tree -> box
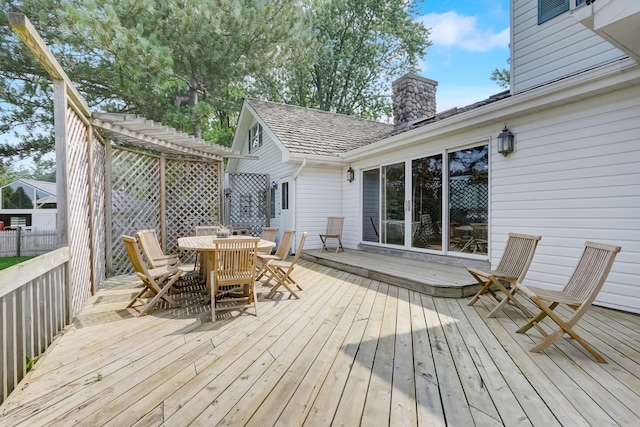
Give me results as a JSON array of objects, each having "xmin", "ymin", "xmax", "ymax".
[
  {"xmin": 0, "ymin": 0, "xmax": 306, "ymax": 161},
  {"xmin": 490, "ymin": 58, "xmax": 510, "ymax": 89},
  {"xmin": 256, "ymin": 0, "xmax": 431, "ymax": 121}
]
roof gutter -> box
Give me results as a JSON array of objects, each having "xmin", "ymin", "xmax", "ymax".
[{"xmin": 293, "ymin": 158, "xmax": 307, "ymax": 180}]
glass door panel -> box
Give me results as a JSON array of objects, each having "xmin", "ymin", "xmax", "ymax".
[
  {"xmin": 381, "ymin": 162, "xmax": 405, "ymax": 245},
  {"xmin": 411, "ymin": 154, "xmax": 443, "ymax": 250},
  {"xmin": 362, "ymin": 169, "xmax": 380, "ymax": 242},
  {"xmin": 448, "ymin": 145, "xmax": 488, "ymax": 254}
]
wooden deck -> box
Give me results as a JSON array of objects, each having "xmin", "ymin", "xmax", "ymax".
[{"xmin": 1, "ymin": 259, "xmax": 640, "ymax": 426}]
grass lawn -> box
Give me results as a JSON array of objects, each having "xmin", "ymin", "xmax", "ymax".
[{"xmin": 0, "ymin": 256, "xmax": 35, "ymax": 271}]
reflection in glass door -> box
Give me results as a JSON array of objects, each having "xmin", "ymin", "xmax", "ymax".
[
  {"xmin": 362, "ymin": 169, "xmax": 380, "ymax": 242},
  {"xmin": 411, "ymin": 154, "xmax": 443, "ymax": 250},
  {"xmin": 448, "ymin": 145, "xmax": 488, "ymax": 255},
  {"xmin": 381, "ymin": 163, "xmax": 405, "ymax": 245}
]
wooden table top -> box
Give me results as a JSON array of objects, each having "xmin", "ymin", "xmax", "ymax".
[{"xmin": 178, "ymin": 235, "xmax": 276, "ymax": 251}]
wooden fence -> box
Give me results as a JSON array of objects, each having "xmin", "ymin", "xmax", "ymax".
[
  {"xmin": 0, "ymin": 247, "xmax": 70, "ymax": 405},
  {"xmin": 0, "ymin": 229, "xmax": 59, "ymax": 257}
]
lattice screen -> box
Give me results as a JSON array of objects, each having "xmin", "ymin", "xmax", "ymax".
[
  {"xmin": 65, "ymin": 107, "xmax": 93, "ymax": 315},
  {"xmin": 165, "ymin": 159, "xmax": 221, "ymax": 261},
  {"xmin": 90, "ymin": 135, "xmax": 107, "ymax": 286},
  {"xmin": 225, "ymin": 173, "xmax": 269, "ymax": 236},
  {"xmin": 109, "ymin": 151, "xmax": 221, "ymax": 275},
  {"xmin": 110, "ymin": 150, "xmax": 161, "ymax": 276}
]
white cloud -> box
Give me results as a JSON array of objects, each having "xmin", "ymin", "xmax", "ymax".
[{"xmin": 419, "ymin": 11, "xmax": 509, "ymax": 52}]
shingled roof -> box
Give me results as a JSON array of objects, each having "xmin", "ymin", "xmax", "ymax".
[{"xmin": 245, "ymin": 98, "xmax": 393, "ymax": 157}]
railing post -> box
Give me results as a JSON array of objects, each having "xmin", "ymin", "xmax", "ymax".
[{"xmin": 17, "ymin": 227, "xmax": 21, "ymax": 257}]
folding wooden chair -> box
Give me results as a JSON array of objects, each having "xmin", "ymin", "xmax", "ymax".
[
  {"xmin": 319, "ymin": 217, "xmax": 344, "ymax": 253},
  {"xmin": 136, "ymin": 229, "xmax": 180, "ymax": 269},
  {"xmin": 193, "ymin": 225, "xmax": 220, "ymax": 273},
  {"xmin": 265, "ymin": 232, "xmax": 307, "ymax": 299},
  {"xmin": 260, "ymin": 227, "xmax": 278, "ymax": 244},
  {"xmin": 211, "ymin": 237, "xmax": 260, "ymax": 321},
  {"xmin": 122, "ymin": 235, "xmax": 184, "ymax": 317},
  {"xmin": 515, "ymin": 241, "xmax": 621, "ymax": 363},
  {"xmin": 257, "ymin": 229, "xmax": 295, "ymax": 283},
  {"xmin": 467, "ymin": 233, "xmax": 541, "ymax": 317}
]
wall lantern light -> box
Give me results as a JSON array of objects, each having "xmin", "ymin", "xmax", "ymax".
[
  {"xmin": 347, "ymin": 166, "xmax": 355, "ymax": 183},
  {"xmin": 497, "ymin": 123, "xmax": 514, "ymax": 157},
  {"xmin": 271, "ymin": 181, "xmax": 278, "ymax": 189}
]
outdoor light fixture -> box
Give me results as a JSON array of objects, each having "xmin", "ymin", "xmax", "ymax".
[
  {"xmin": 271, "ymin": 181, "xmax": 278, "ymax": 189},
  {"xmin": 497, "ymin": 123, "xmax": 514, "ymax": 157},
  {"xmin": 347, "ymin": 166, "xmax": 355, "ymax": 183}
]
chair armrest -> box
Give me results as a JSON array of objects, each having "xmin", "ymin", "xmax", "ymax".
[{"xmin": 467, "ymin": 267, "xmax": 516, "ymax": 282}]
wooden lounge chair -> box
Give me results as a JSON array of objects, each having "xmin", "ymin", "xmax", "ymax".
[
  {"xmin": 515, "ymin": 241, "xmax": 621, "ymax": 363},
  {"xmin": 122, "ymin": 235, "xmax": 183, "ymax": 316},
  {"xmin": 211, "ymin": 237, "xmax": 260, "ymax": 321},
  {"xmin": 319, "ymin": 217, "xmax": 344, "ymax": 253},
  {"xmin": 467, "ymin": 233, "xmax": 542, "ymax": 317},
  {"xmin": 265, "ymin": 232, "xmax": 307, "ymax": 299},
  {"xmin": 136, "ymin": 229, "xmax": 180, "ymax": 269},
  {"xmin": 257, "ymin": 229, "xmax": 295, "ymax": 283}
]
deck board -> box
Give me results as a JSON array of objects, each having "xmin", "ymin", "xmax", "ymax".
[{"xmin": 2, "ymin": 258, "xmax": 640, "ymax": 426}]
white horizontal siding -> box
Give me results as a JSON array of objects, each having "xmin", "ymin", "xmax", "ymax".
[
  {"xmin": 491, "ymin": 86, "xmax": 640, "ymax": 313},
  {"xmin": 512, "ymin": 0, "xmax": 626, "ymax": 93},
  {"xmin": 297, "ymin": 166, "xmax": 343, "ymax": 250}
]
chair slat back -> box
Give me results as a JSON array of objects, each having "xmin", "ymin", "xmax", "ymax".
[
  {"xmin": 136, "ymin": 229, "xmax": 167, "ymax": 267},
  {"xmin": 196, "ymin": 226, "xmax": 220, "ymax": 236},
  {"xmin": 289, "ymin": 232, "xmax": 308, "ymax": 267},
  {"xmin": 261, "ymin": 227, "xmax": 278, "ymax": 242},
  {"xmin": 325, "ymin": 217, "xmax": 344, "ymax": 235},
  {"xmin": 495, "ymin": 233, "xmax": 542, "ymax": 282},
  {"xmin": 122, "ymin": 235, "xmax": 151, "ymax": 278},
  {"xmin": 214, "ymin": 238, "xmax": 259, "ymax": 284},
  {"xmin": 274, "ymin": 229, "xmax": 295, "ymax": 260},
  {"xmin": 564, "ymin": 241, "xmax": 621, "ymax": 308},
  {"xmin": 471, "ymin": 223, "xmax": 488, "ymax": 241}
]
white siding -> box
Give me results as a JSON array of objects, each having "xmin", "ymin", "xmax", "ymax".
[
  {"xmin": 491, "ymin": 86, "xmax": 640, "ymax": 313},
  {"xmin": 512, "ymin": 0, "xmax": 626, "ymax": 93},
  {"xmin": 296, "ymin": 166, "xmax": 343, "ymax": 250}
]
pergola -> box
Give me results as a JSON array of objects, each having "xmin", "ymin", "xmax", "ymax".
[{"xmin": 8, "ymin": 13, "xmax": 247, "ymax": 316}]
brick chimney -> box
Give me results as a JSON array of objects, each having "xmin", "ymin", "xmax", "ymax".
[{"xmin": 392, "ymin": 74, "xmax": 438, "ymax": 130}]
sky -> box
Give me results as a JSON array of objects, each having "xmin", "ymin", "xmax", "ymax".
[{"xmin": 414, "ymin": 0, "xmax": 511, "ymax": 112}]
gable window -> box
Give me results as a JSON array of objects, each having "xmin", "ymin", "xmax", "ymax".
[
  {"xmin": 247, "ymin": 123, "xmax": 262, "ymax": 153},
  {"xmin": 539, "ymin": 0, "xmax": 569, "ymax": 24}
]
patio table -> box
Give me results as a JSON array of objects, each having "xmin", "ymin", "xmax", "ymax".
[{"xmin": 178, "ymin": 235, "xmax": 275, "ymax": 294}]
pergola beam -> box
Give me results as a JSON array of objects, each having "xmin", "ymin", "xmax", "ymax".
[{"xmin": 8, "ymin": 12, "xmax": 91, "ymax": 117}]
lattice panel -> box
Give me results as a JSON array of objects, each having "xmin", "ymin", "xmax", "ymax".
[
  {"xmin": 449, "ymin": 180, "xmax": 488, "ymax": 224},
  {"xmin": 226, "ymin": 173, "xmax": 268, "ymax": 236},
  {"xmin": 90, "ymin": 134, "xmax": 107, "ymax": 285},
  {"xmin": 110, "ymin": 149, "xmax": 161, "ymax": 275},
  {"xmin": 66, "ymin": 107, "xmax": 92, "ymax": 316},
  {"xmin": 165, "ymin": 159, "xmax": 220, "ymax": 262}
]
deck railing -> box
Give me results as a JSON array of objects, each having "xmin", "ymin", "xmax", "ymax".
[
  {"xmin": 0, "ymin": 229, "xmax": 60, "ymax": 257},
  {"xmin": 0, "ymin": 247, "xmax": 70, "ymax": 405}
]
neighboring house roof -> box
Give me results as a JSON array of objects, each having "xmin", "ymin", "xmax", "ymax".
[
  {"xmin": 1, "ymin": 179, "xmax": 57, "ymax": 196},
  {"xmin": 20, "ymin": 179, "xmax": 56, "ymax": 196},
  {"xmin": 245, "ymin": 98, "xmax": 394, "ymax": 157}
]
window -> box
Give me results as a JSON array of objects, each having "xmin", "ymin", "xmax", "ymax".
[
  {"xmin": 247, "ymin": 123, "xmax": 262, "ymax": 153},
  {"xmin": 539, "ymin": 0, "xmax": 569, "ymax": 24},
  {"xmin": 281, "ymin": 182, "xmax": 289, "ymax": 210},
  {"xmin": 270, "ymin": 187, "xmax": 276, "ymax": 218}
]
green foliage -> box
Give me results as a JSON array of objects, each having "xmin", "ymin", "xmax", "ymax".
[
  {"xmin": 490, "ymin": 58, "xmax": 510, "ymax": 89},
  {"xmin": 25, "ymin": 354, "xmax": 39, "ymax": 371},
  {"xmin": 1, "ymin": 0, "xmax": 431, "ymax": 162},
  {"xmin": 0, "ymin": 256, "xmax": 35, "ymax": 270},
  {"xmin": 264, "ymin": 0, "xmax": 431, "ymax": 121}
]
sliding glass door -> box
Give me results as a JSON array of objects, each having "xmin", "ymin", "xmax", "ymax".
[{"xmin": 361, "ymin": 143, "xmax": 488, "ymax": 256}]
